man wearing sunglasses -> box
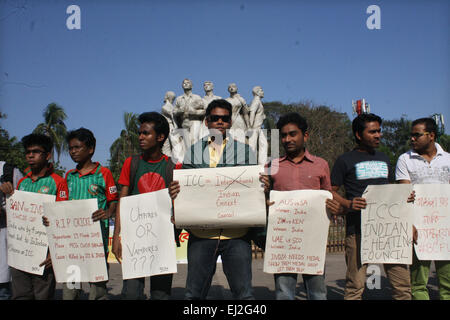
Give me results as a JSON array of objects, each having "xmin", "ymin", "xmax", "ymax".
[
  {"xmin": 169, "ymin": 99, "xmax": 259, "ymax": 300},
  {"xmin": 395, "ymin": 117, "xmax": 450, "ymax": 300}
]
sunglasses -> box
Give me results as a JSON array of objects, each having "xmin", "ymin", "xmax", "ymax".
[
  {"xmin": 208, "ymin": 115, "xmax": 231, "ymax": 123},
  {"xmin": 25, "ymin": 149, "xmax": 47, "ymax": 155},
  {"xmin": 410, "ymin": 132, "xmax": 430, "ymax": 139}
]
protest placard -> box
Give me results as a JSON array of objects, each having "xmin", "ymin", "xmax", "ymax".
[
  {"xmin": 44, "ymin": 199, "xmax": 108, "ymax": 283},
  {"xmin": 413, "ymin": 184, "xmax": 450, "ymax": 260},
  {"xmin": 173, "ymin": 165, "xmax": 266, "ymax": 229},
  {"xmin": 120, "ymin": 188, "xmax": 177, "ymax": 280},
  {"xmin": 361, "ymin": 184, "xmax": 414, "ymax": 264},
  {"xmin": 263, "ymin": 190, "xmax": 332, "ymax": 275},
  {"xmin": 6, "ymin": 190, "xmax": 55, "ymax": 275}
]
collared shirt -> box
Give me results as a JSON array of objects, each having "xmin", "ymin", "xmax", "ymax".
[
  {"xmin": 268, "ymin": 150, "xmax": 331, "ymax": 192},
  {"xmin": 17, "ymin": 164, "xmax": 69, "ymax": 201},
  {"xmin": 66, "ymin": 162, "xmax": 119, "ymax": 254},
  {"xmin": 395, "ymin": 143, "xmax": 450, "ymax": 184},
  {"xmin": 208, "ymin": 136, "xmax": 228, "ymax": 168},
  {"xmin": 66, "ymin": 162, "xmax": 118, "ymax": 208}
]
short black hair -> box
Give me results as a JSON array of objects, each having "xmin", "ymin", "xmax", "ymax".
[
  {"xmin": 22, "ymin": 133, "xmax": 53, "ymax": 153},
  {"xmin": 138, "ymin": 112, "xmax": 169, "ymax": 146},
  {"xmin": 205, "ymin": 99, "xmax": 232, "ymax": 118},
  {"xmin": 276, "ymin": 112, "xmax": 308, "ymax": 134},
  {"xmin": 412, "ymin": 117, "xmax": 437, "ymax": 135},
  {"xmin": 66, "ymin": 128, "xmax": 96, "ymax": 150},
  {"xmin": 352, "ymin": 113, "xmax": 382, "ymax": 143}
]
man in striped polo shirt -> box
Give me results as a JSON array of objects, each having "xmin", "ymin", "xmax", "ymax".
[
  {"xmin": 63, "ymin": 128, "xmax": 118, "ymax": 300},
  {"xmin": 11, "ymin": 134, "xmax": 69, "ymax": 300}
]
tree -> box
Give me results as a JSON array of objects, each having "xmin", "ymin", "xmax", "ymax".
[
  {"xmin": 438, "ymin": 134, "xmax": 450, "ymax": 152},
  {"xmin": 0, "ymin": 127, "xmax": 28, "ymax": 172},
  {"xmin": 33, "ymin": 103, "xmax": 68, "ymax": 163},
  {"xmin": 263, "ymin": 101, "xmax": 354, "ymax": 169},
  {"xmin": 108, "ymin": 112, "xmax": 140, "ymax": 182},
  {"xmin": 380, "ymin": 117, "xmax": 411, "ymax": 166}
]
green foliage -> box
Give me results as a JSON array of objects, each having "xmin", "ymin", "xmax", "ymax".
[
  {"xmin": 33, "ymin": 102, "xmax": 68, "ymax": 163},
  {"xmin": 438, "ymin": 134, "xmax": 450, "ymax": 152},
  {"xmin": 380, "ymin": 117, "xmax": 411, "ymax": 166},
  {"xmin": 263, "ymin": 101, "xmax": 354, "ymax": 169},
  {"xmin": 108, "ymin": 112, "xmax": 140, "ymax": 183},
  {"xmin": 0, "ymin": 127, "xmax": 28, "ymax": 172},
  {"xmin": 379, "ymin": 116, "xmax": 412, "ymax": 177}
]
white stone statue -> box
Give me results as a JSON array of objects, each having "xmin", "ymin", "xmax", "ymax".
[
  {"xmin": 202, "ymin": 81, "xmax": 222, "ymax": 106},
  {"xmin": 161, "ymin": 91, "xmax": 177, "ymax": 130},
  {"xmin": 173, "ymin": 78, "xmax": 206, "ymax": 145},
  {"xmin": 226, "ymin": 83, "xmax": 249, "ymax": 132},
  {"xmin": 161, "ymin": 91, "xmax": 185, "ymax": 160},
  {"xmin": 248, "ymin": 86, "xmax": 268, "ymax": 165},
  {"xmin": 200, "ymin": 81, "xmax": 221, "ymax": 140},
  {"xmin": 249, "ymin": 86, "xmax": 266, "ymax": 129}
]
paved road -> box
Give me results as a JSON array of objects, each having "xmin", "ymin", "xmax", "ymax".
[{"xmin": 55, "ymin": 252, "xmax": 440, "ymax": 300}]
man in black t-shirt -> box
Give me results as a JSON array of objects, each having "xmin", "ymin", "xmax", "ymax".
[{"xmin": 331, "ymin": 113, "xmax": 411, "ymax": 300}]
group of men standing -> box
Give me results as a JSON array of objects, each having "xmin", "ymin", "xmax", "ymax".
[{"xmin": 0, "ymin": 97, "xmax": 448, "ymax": 300}]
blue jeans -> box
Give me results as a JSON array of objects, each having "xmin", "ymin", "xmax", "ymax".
[
  {"xmin": 121, "ymin": 274, "xmax": 173, "ymax": 300},
  {"xmin": 274, "ymin": 273, "xmax": 327, "ymax": 300},
  {"xmin": 185, "ymin": 233, "xmax": 254, "ymax": 300},
  {"xmin": 0, "ymin": 283, "xmax": 11, "ymax": 300}
]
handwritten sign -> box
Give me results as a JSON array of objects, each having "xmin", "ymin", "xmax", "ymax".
[
  {"xmin": 6, "ymin": 190, "xmax": 55, "ymax": 275},
  {"xmin": 44, "ymin": 199, "xmax": 108, "ymax": 283},
  {"xmin": 263, "ymin": 190, "xmax": 332, "ymax": 275},
  {"xmin": 120, "ymin": 188, "xmax": 177, "ymax": 280},
  {"xmin": 361, "ymin": 184, "xmax": 414, "ymax": 264},
  {"xmin": 173, "ymin": 166, "xmax": 266, "ymax": 228},
  {"xmin": 413, "ymin": 184, "xmax": 450, "ymax": 261}
]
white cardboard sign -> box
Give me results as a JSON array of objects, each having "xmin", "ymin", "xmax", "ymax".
[
  {"xmin": 120, "ymin": 189, "xmax": 177, "ymax": 280},
  {"xmin": 6, "ymin": 190, "xmax": 55, "ymax": 275},
  {"xmin": 361, "ymin": 184, "xmax": 414, "ymax": 264},
  {"xmin": 44, "ymin": 199, "xmax": 108, "ymax": 283},
  {"xmin": 413, "ymin": 184, "xmax": 450, "ymax": 261},
  {"xmin": 173, "ymin": 165, "xmax": 266, "ymax": 229},
  {"xmin": 264, "ymin": 190, "xmax": 332, "ymax": 275}
]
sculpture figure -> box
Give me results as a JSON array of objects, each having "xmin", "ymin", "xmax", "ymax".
[
  {"xmin": 173, "ymin": 78, "xmax": 205, "ymax": 145},
  {"xmin": 202, "ymin": 81, "xmax": 222, "ymax": 106},
  {"xmin": 199, "ymin": 81, "xmax": 222, "ymax": 140},
  {"xmin": 225, "ymin": 83, "xmax": 249, "ymax": 132},
  {"xmin": 249, "ymin": 86, "xmax": 266, "ymax": 129},
  {"xmin": 161, "ymin": 91, "xmax": 177, "ymax": 131},
  {"xmin": 248, "ymin": 86, "xmax": 268, "ymax": 165},
  {"xmin": 161, "ymin": 91, "xmax": 185, "ymax": 160}
]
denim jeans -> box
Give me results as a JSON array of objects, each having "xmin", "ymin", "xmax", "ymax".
[
  {"xmin": 185, "ymin": 233, "xmax": 254, "ymax": 300},
  {"xmin": 274, "ymin": 273, "xmax": 327, "ymax": 300},
  {"xmin": 121, "ymin": 274, "xmax": 173, "ymax": 300},
  {"xmin": 0, "ymin": 283, "xmax": 11, "ymax": 300}
]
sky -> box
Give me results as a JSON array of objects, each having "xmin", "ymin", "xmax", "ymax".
[{"xmin": 0, "ymin": 0, "xmax": 448, "ymax": 171}]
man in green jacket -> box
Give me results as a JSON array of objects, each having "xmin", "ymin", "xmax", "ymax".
[{"xmin": 169, "ymin": 99, "xmax": 260, "ymax": 300}]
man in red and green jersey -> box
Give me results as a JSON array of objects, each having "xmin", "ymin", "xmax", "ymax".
[
  {"xmin": 63, "ymin": 128, "xmax": 118, "ymax": 300},
  {"xmin": 112, "ymin": 112, "xmax": 179, "ymax": 300},
  {"xmin": 11, "ymin": 134, "xmax": 69, "ymax": 300}
]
